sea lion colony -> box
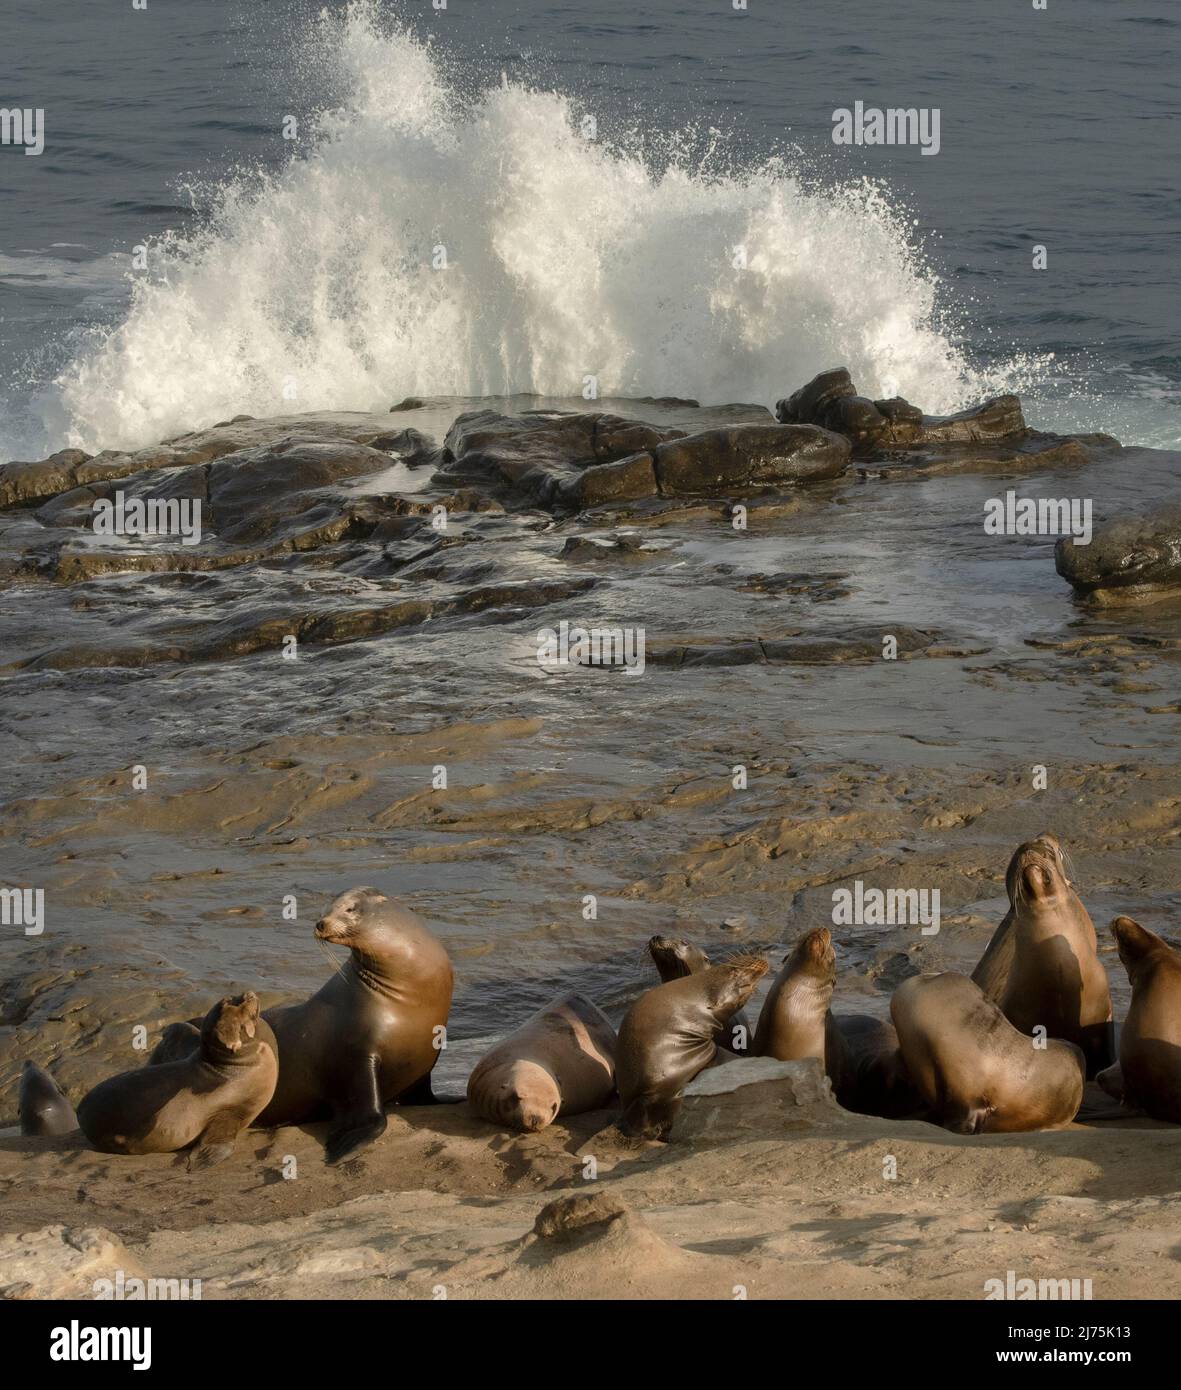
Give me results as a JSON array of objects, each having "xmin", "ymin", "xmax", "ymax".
[{"xmin": 19, "ymin": 837, "xmax": 1181, "ymax": 1160}]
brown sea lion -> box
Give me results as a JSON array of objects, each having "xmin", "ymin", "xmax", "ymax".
[
  {"xmin": 647, "ymin": 935, "xmax": 753, "ymax": 1054},
  {"xmin": 1096, "ymin": 917, "xmax": 1181, "ymax": 1122},
  {"xmin": 466, "ymin": 994, "xmax": 616, "ymax": 1132},
  {"xmin": 971, "ymin": 835, "xmax": 1112, "ymax": 1075},
  {"xmin": 19, "ymin": 1061, "xmax": 78, "ymax": 1137},
  {"xmin": 753, "ymin": 927, "xmax": 838, "ymax": 1065},
  {"xmin": 256, "ymin": 886, "xmax": 454, "ymax": 1163},
  {"xmin": 76, "ymin": 993, "xmax": 277, "ymax": 1167},
  {"xmin": 750, "ymin": 929, "xmax": 921, "ymax": 1117},
  {"xmin": 891, "ymin": 971, "xmax": 1085, "ymax": 1133},
  {"xmin": 616, "ymin": 954, "xmax": 769, "ymax": 1140}
]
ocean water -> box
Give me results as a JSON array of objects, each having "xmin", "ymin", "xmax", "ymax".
[{"xmin": 1, "ymin": 0, "xmax": 1178, "ymax": 462}]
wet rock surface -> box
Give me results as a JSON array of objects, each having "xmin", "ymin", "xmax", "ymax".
[
  {"xmin": 1056, "ymin": 506, "xmax": 1181, "ymax": 604},
  {"xmin": 777, "ymin": 367, "xmax": 1120, "ymax": 475}
]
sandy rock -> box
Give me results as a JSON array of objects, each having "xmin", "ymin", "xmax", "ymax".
[
  {"xmin": 678, "ymin": 1056, "xmax": 844, "ymax": 1142},
  {"xmin": 0, "ymin": 1225, "xmax": 145, "ymax": 1300}
]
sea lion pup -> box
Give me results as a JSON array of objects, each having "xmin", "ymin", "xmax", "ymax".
[
  {"xmin": 76, "ymin": 993, "xmax": 278, "ymax": 1167},
  {"xmin": 971, "ymin": 834, "xmax": 1112, "ymax": 1075},
  {"xmin": 891, "ymin": 972, "xmax": 1085, "ymax": 1133},
  {"xmin": 1096, "ymin": 917, "xmax": 1181, "ymax": 1122},
  {"xmin": 466, "ymin": 994, "xmax": 616, "ymax": 1132},
  {"xmin": 616, "ymin": 954, "xmax": 769, "ymax": 1141},
  {"xmin": 19, "ymin": 1061, "xmax": 78, "ymax": 1137},
  {"xmin": 647, "ymin": 935, "xmax": 753, "ymax": 1054},
  {"xmin": 256, "ymin": 886, "xmax": 454, "ymax": 1163}
]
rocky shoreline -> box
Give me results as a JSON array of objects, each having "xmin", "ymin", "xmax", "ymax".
[{"xmin": 1, "ymin": 370, "xmax": 1179, "ymax": 1299}]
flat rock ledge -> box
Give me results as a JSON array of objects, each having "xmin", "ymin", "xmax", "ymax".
[{"xmin": 679, "ymin": 1056, "xmax": 846, "ymax": 1143}]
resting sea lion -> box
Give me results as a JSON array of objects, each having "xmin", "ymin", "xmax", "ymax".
[
  {"xmin": 971, "ymin": 835, "xmax": 1112, "ymax": 1075},
  {"xmin": 257, "ymin": 886, "xmax": 454, "ymax": 1163},
  {"xmin": 76, "ymin": 992, "xmax": 277, "ymax": 1166},
  {"xmin": 829, "ymin": 1013, "xmax": 924, "ymax": 1119},
  {"xmin": 647, "ymin": 935, "xmax": 753, "ymax": 1053},
  {"xmin": 467, "ymin": 993, "xmax": 616, "ymax": 1132},
  {"xmin": 616, "ymin": 954, "xmax": 769, "ymax": 1140},
  {"xmin": 19, "ymin": 1061, "xmax": 78, "ymax": 1137},
  {"xmin": 891, "ymin": 971, "xmax": 1085, "ymax": 1133},
  {"xmin": 1096, "ymin": 917, "xmax": 1181, "ymax": 1122}
]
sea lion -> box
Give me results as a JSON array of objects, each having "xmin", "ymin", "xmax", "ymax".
[
  {"xmin": 616, "ymin": 954, "xmax": 769, "ymax": 1140},
  {"xmin": 753, "ymin": 927, "xmax": 839, "ymax": 1066},
  {"xmin": 647, "ymin": 935, "xmax": 753, "ymax": 1054},
  {"xmin": 830, "ymin": 1013, "xmax": 924, "ymax": 1119},
  {"xmin": 256, "ymin": 886, "xmax": 454, "ymax": 1163},
  {"xmin": 1096, "ymin": 916, "xmax": 1181, "ymax": 1122},
  {"xmin": 466, "ymin": 994, "xmax": 616, "ymax": 1132},
  {"xmin": 971, "ymin": 834, "xmax": 1112, "ymax": 1075},
  {"xmin": 76, "ymin": 992, "xmax": 277, "ymax": 1167},
  {"xmin": 750, "ymin": 929, "xmax": 921, "ymax": 1117},
  {"xmin": 18, "ymin": 1061, "xmax": 78, "ymax": 1137},
  {"xmin": 891, "ymin": 971, "xmax": 1085, "ymax": 1133}
]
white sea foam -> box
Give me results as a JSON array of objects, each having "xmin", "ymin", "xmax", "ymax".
[{"xmin": 51, "ymin": 1, "xmax": 1010, "ymax": 454}]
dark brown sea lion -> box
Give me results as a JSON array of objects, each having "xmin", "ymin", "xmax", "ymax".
[
  {"xmin": 149, "ymin": 1021, "xmax": 202, "ymax": 1066},
  {"xmin": 971, "ymin": 834, "xmax": 1112, "ymax": 1075},
  {"xmin": 1096, "ymin": 916, "xmax": 1181, "ymax": 1122},
  {"xmin": 647, "ymin": 935, "xmax": 753, "ymax": 1054},
  {"xmin": 256, "ymin": 886, "xmax": 454, "ymax": 1163},
  {"xmin": 18, "ymin": 1061, "xmax": 78, "ymax": 1137},
  {"xmin": 616, "ymin": 954, "xmax": 769, "ymax": 1140},
  {"xmin": 829, "ymin": 1013, "xmax": 924, "ymax": 1119},
  {"xmin": 891, "ymin": 971, "xmax": 1085, "ymax": 1133},
  {"xmin": 76, "ymin": 993, "xmax": 277, "ymax": 1167},
  {"xmin": 466, "ymin": 994, "xmax": 616, "ymax": 1132}
]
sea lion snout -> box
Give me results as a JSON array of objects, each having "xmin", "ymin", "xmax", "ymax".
[
  {"xmin": 1013, "ymin": 842, "xmax": 1065, "ymax": 904},
  {"xmin": 315, "ymin": 886, "xmax": 389, "ymax": 942}
]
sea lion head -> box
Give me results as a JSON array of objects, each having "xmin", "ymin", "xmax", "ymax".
[
  {"xmin": 709, "ymin": 953, "xmax": 769, "ymax": 1018},
  {"xmin": 1006, "ymin": 833, "xmax": 1072, "ymax": 911},
  {"xmin": 784, "ymin": 927, "xmax": 836, "ymax": 984},
  {"xmin": 315, "ymin": 886, "xmax": 389, "ymax": 944},
  {"xmin": 202, "ymin": 991, "xmax": 261, "ymax": 1061},
  {"xmin": 648, "ymin": 935, "xmax": 709, "ymax": 981},
  {"xmin": 315, "ymin": 885, "xmax": 448, "ymax": 984},
  {"xmin": 478, "ymin": 1060, "xmax": 562, "ymax": 1133},
  {"xmin": 1111, "ymin": 915, "xmax": 1161, "ymax": 977}
]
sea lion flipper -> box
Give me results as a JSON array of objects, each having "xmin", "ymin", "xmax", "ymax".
[
  {"xmin": 187, "ymin": 1108, "xmax": 248, "ymax": 1170},
  {"xmin": 19, "ymin": 1061, "xmax": 79, "ymax": 1137},
  {"xmin": 325, "ymin": 1111, "xmax": 387, "ymax": 1165},
  {"xmin": 184, "ymin": 1100, "xmax": 251, "ymax": 1167},
  {"xmin": 324, "ymin": 1054, "xmax": 387, "ymax": 1165},
  {"xmin": 1095, "ymin": 1062, "xmax": 1125, "ymax": 1104}
]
